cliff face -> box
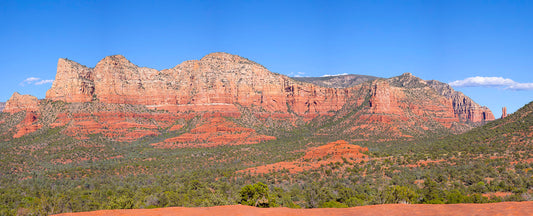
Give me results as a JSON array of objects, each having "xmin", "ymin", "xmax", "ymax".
[
  {"xmin": 297, "ymin": 72, "xmax": 494, "ymax": 124},
  {"xmin": 2, "ymin": 53, "xmax": 494, "ymax": 141},
  {"xmin": 424, "ymin": 77, "xmax": 495, "ymax": 123},
  {"xmin": 47, "ymin": 53, "xmax": 348, "ymax": 117},
  {"xmin": 46, "ymin": 58, "xmax": 94, "ymax": 103},
  {"xmin": 314, "ymin": 73, "xmax": 495, "ymax": 139}
]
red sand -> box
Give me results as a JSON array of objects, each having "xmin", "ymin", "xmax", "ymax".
[
  {"xmin": 53, "ymin": 202, "xmax": 533, "ymax": 216},
  {"xmin": 238, "ymin": 140, "xmax": 369, "ymax": 174}
]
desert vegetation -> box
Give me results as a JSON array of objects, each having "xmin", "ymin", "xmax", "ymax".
[{"xmin": 1, "ymin": 102, "xmax": 532, "ymax": 215}]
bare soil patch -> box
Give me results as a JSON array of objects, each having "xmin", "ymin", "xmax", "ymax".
[
  {"xmin": 53, "ymin": 202, "xmax": 533, "ymax": 216},
  {"xmin": 238, "ymin": 140, "xmax": 369, "ymax": 174}
]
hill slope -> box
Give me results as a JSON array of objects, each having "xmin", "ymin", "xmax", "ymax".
[{"xmin": 425, "ymin": 101, "xmax": 533, "ymax": 156}]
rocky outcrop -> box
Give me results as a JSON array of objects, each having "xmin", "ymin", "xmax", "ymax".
[
  {"xmin": 315, "ymin": 73, "xmax": 495, "ymax": 139},
  {"xmin": 394, "ymin": 73, "xmax": 495, "ymax": 123},
  {"xmin": 319, "ymin": 77, "xmax": 461, "ymax": 139},
  {"xmin": 1, "ymin": 53, "xmax": 495, "ymax": 141},
  {"xmin": 238, "ymin": 140, "xmax": 369, "ymax": 174},
  {"xmin": 151, "ymin": 117, "xmax": 276, "ymax": 148},
  {"xmin": 47, "ymin": 53, "xmax": 348, "ymax": 118},
  {"xmin": 302, "ymin": 140, "xmax": 369, "ymax": 161},
  {"xmin": 287, "ymin": 72, "xmax": 493, "ymax": 124},
  {"xmin": 3, "ymin": 92, "xmax": 42, "ymax": 137},
  {"xmin": 48, "ymin": 105, "xmax": 181, "ymax": 142},
  {"xmin": 4, "ymin": 92, "xmax": 39, "ymax": 113},
  {"xmin": 13, "ymin": 111, "xmax": 42, "ymax": 138},
  {"xmin": 369, "ymin": 80, "xmax": 404, "ymax": 115},
  {"xmin": 45, "ymin": 54, "xmax": 493, "ymax": 125},
  {"xmin": 46, "ymin": 58, "xmax": 94, "ymax": 103},
  {"xmin": 502, "ymin": 107, "xmax": 507, "ymax": 119},
  {"xmin": 0, "ymin": 102, "xmax": 5, "ymax": 112}
]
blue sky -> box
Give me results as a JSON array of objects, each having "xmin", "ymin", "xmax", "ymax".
[{"xmin": 1, "ymin": 0, "xmax": 532, "ymax": 117}]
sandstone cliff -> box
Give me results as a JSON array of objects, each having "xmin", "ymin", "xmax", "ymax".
[
  {"xmin": 298, "ymin": 72, "xmax": 494, "ymax": 124},
  {"xmin": 314, "ymin": 73, "xmax": 494, "ymax": 139},
  {"xmin": 46, "ymin": 58, "xmax": 94, "ymax": 102},
  {"xmin": 47, "ymin": 53, "xmax": 348, "ymax": 118},
  {"xmin": 424, "ymin": 76, "xmax": 495, "ymax": 123},
  {"xmin": 1, "ymin": 53, "xmax": 495, "ymax": 141}
]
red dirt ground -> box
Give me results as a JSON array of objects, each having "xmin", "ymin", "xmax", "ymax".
[
  {"xmin": 238, "ymin": 140, "xmax": 369, "ymax": 174},
  {"xmin": 53, "ymin": 202, "xmax": 533, "ymax": 216}
]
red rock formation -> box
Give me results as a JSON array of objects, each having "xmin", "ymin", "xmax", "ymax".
[
  {"xmin": 4, "ymin": 92, "xmax": 39, "ymax": 113},
  {"xmin": 316, "ymin": 75, "xmax": 491, "ymax": 139},
  {"xmin": 425, "ymin": 77, "xmax": 494, "ymax": 123},
  {"xmin": 302, "ymin": 140, "xmax": 369, "ymax": 161},
  {"xmin": 168, "ymin": 124, "xmax": 183, "ymax": 131},
  {"xmin": 502, "ymin": 107, "xmax": 507, "ymax": 119},
  {"xmin": 2, "ymin": 53, "xmax": 495, "ymax": 141},
  {"xmin": 51, "ymin": 111, "xmax": 178, "ymax": 141},
  {"xmin": 46, "ymin": 58, "xmax": 94, "ymax": 102},
  {"xmin": 13, "ymin": 111, "xmax": 42, "ymax": 138},
  {"xmin": 47, "ymin": 53, "xmax": 348, "ymax": 118},
  {"xmin": 3, "ymin": 93, "xmax": 42, "ymax": 137},
  {"xmin": 238, "ymin": 140, "xmax": 369, "ymax": 174},
  {"xmin": 44, "ymin": 53, "xmax": 494, "ymax": 125},
  {"xmin": 152, "ymin": 117, "xmax": 276, "ymax": 148},
  {"xmin": 368, "ymin": 80, "xmax": 403, "ymax": 115}
]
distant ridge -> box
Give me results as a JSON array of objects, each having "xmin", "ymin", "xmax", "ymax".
[
  {"xmin": 292, "ymin": 74, "xmax": 379, "ymax": 88},
  {"xmin": 0, "ymin": 102, "xmax": 5, "ymax": 112}
]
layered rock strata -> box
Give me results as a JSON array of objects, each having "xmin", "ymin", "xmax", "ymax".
[
  {"xmin": 396, "ymin": 73, "xmax": 494, "ymax": 123},
  {"xmin": 1, "ymin": 53, "xmax": 495, "ymax": 140},
  {"xmin": 46, "ymin": 58, "xmax": 94, "ymax": 102},
  {"xmin": 47, "ymin": 53, "xmax": 348, "ymax": 118}
]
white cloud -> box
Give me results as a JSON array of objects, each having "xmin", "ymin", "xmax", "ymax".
[
  {"xmin": 289, "ymin": 72, "xmax": 306, "ymax": 77},
  {"xmin": 20, "ymin": 77, "xmax": 54, "ymax": 86},
  {"xmin": 449, "ymin": 76, "xmax": 533, "ymax": 90},
  {"xmin": 322, "ymin": 73, "xmax": 348, "ymax": 77},
  {"xmin": 508, "ymin": 82, "xmax": 533, "ymax": 90},
  {"xmin": 35, "ymin": 79, "xmax": 54, "ymax": 85},
  {"xmin": 23, "ymin": 77, "xmax": 40, "ymax": 83}
]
